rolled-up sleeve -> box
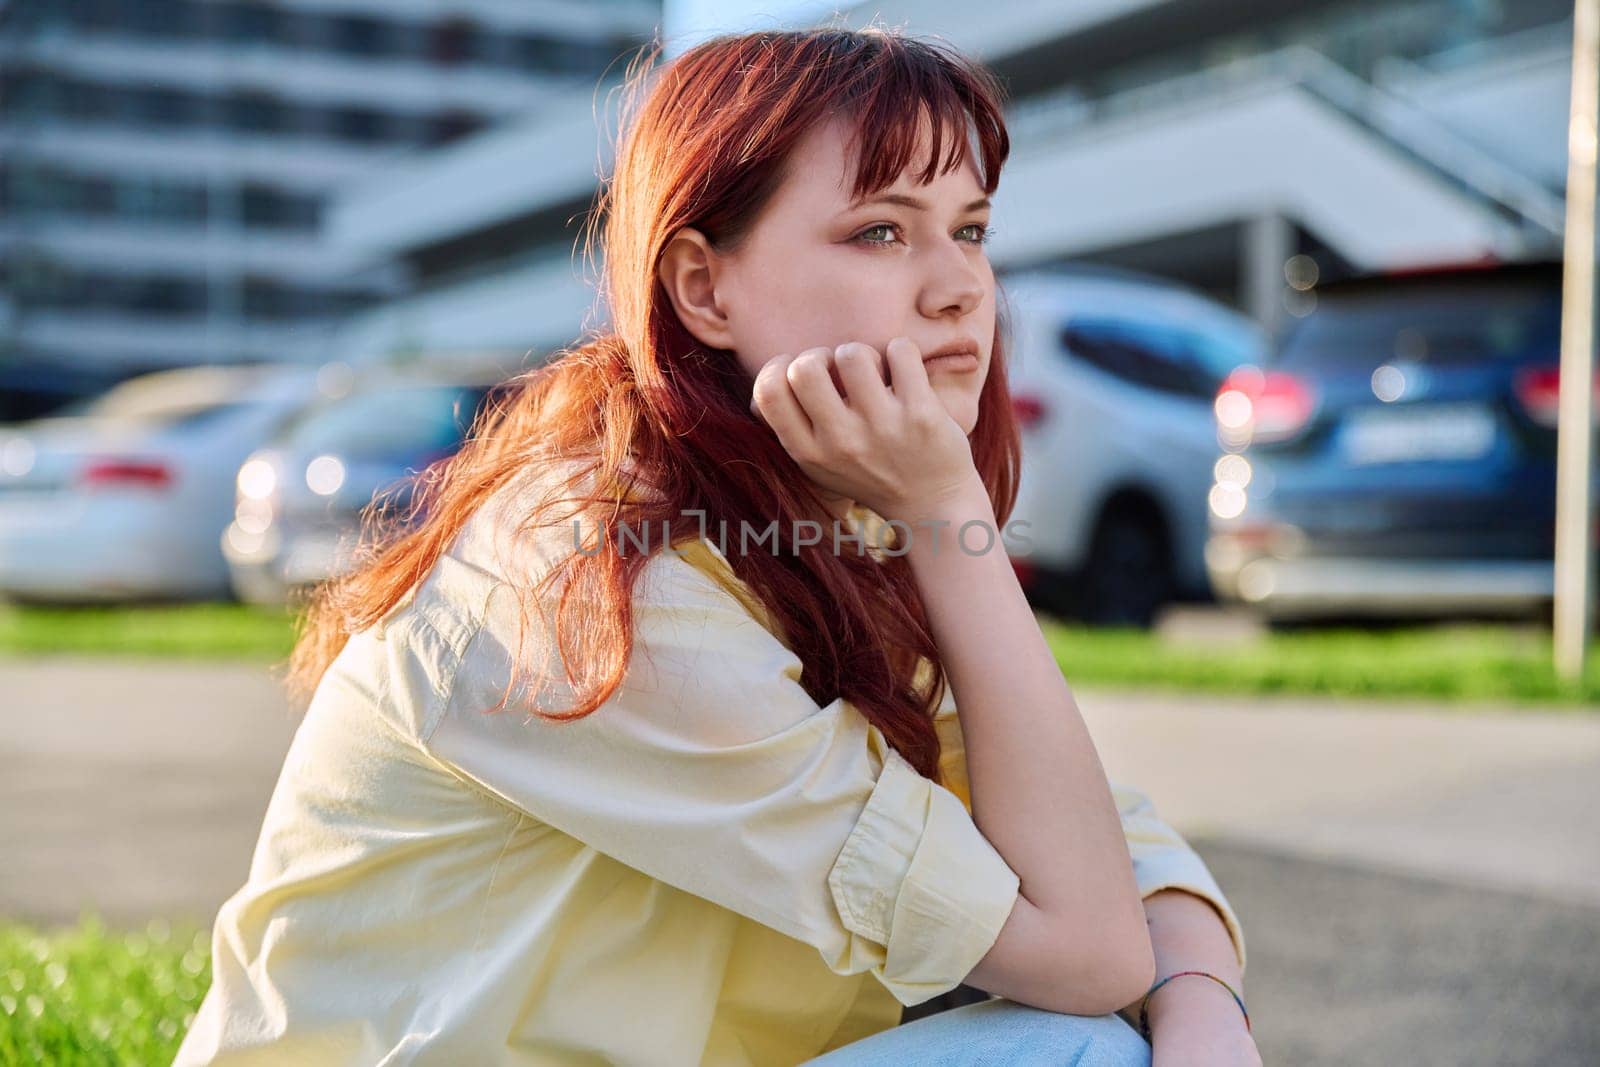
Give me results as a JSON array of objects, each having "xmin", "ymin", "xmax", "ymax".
[
  {"xmin": 1112, "ymin": 781, "xmax": 1247, "ymax": 972},
  {"xmin": 827, "ymin": 743, "xmax": 1020, "ymax": 1001},
  {"xmin": 418, "ymin": 543, "xmax": 1021, "ymax": 1008}
]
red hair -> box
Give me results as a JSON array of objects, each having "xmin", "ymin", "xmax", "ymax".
[{"xmin": 287, "ymin": 26, "xmax": 1020, "ymax": 784}]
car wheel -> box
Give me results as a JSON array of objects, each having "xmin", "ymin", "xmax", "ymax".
[
  {"xmin": 1019, "ymin": 563, "xmax": 1079, "ymax": 621},
  {"xmin": 1078, "ymin": 507, "xmax": 1174, "ymax": 628}
]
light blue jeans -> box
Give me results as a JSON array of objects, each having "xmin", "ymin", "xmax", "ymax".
[{"xmin": 802, "ymin": 999, "xmax": 1152, "ymax": 1066}]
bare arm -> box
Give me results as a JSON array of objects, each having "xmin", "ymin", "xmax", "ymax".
[
  {"xmin": 748, "ymin": 337, "xmax": 1154, "ymax": 1014},
  {"xmin": 1116, "ymin": 889, "xmax": 1253, "ymax": 1048},
  {"xmin": 897, "ymin": 474, "xmax": 1155, "ymax": 1016}
]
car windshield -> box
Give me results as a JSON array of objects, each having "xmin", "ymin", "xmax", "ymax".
[
  {"xmin": 1277, "ymin": 277, "xmax": 1561, "ymax": 368},
  {"xmin": 281, "ymin": 384, "xmax": 486, "ymax": 463}
]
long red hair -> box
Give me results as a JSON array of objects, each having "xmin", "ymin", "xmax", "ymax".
[{"xmin": 287, "ymin": 26, "xmax": 1021, "ymax": 784}]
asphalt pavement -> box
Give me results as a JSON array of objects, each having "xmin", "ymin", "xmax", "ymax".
[{"xmin": 1, "ymin": 658, "xmax": 1595, "ymax": 1064}]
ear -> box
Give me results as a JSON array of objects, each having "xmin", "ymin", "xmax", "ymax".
[{"xmin": 658, "ymin": 226, "xmax": 737, "ymax": 350}]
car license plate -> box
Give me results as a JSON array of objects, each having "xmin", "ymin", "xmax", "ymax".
[{"xmin": 1341, "ymin": 404, "xmax": 1498, "ymax": 466}]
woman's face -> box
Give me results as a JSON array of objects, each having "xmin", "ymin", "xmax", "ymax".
[{"xmin": 667, "ymin": 114, "xmax": 997, "ymax": 436}]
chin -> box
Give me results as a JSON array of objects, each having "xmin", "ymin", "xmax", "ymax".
[{"xmin": 938, "ymin": 397, "xmax": 980, "ymax": 437}]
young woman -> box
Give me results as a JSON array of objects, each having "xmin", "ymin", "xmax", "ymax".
[{"xmin": 176, "ymin": 28, "xmax": 1258, "ymax": 1067}]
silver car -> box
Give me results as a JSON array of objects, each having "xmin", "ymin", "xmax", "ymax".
[{"xmin": 223, "ymin": 361, "xmax": 511, "ymax": 606}]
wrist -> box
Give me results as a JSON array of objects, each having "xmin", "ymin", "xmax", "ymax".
[
  {"xmin": 885, "ymin": 473, "xmax": 991, "ymax": 534},
  {"xmin": 878, "ymin": 465, "xmax": 982, "ymax": 521},
  {"xmin": 1141, "ymin": 972, "xmax": 1250, "ymax": 1037}
]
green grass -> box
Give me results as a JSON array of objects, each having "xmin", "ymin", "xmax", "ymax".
[
  {"xmin": 0, "ymin": 917, "xmax": 209, "ymax": 1067},
  {"xmin": 1039, "ymin": 616, "xmax": 1600, "ymax": 708},
  {"xmin": 0, "ymin": 603, "xmax": 295, "ymax": 660},
  {"xmin": 1, "ymin": 602, "xmax": 1596, "ymax": 708}
]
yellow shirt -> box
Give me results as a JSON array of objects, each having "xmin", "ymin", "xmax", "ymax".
[{"xmin": 176, "ymin": 461, "xmax": 1245, "ymax": 1066}]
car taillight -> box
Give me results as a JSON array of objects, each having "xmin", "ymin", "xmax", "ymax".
[
  {"xmin": 80, "ymin": 459, "xmax": 173, "ymax": 489},
  {"xmin": 1513, "ymin": 365, "xmax": 1600, "ymax": 429},
  {"xmin": 1011, "ymin": 391, "xmax": 1049, "ymax": 429},
  {"xmin": 1214, "ymin": 366, "xmax": 1317, "ymax": 445}
]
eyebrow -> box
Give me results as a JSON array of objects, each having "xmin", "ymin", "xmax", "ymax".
[{"xmin": 846, "ymin": 193, "xmax": 992, "ymax": 213}]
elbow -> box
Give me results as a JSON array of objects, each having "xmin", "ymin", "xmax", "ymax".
[
  {"xmin": 1105, "ymin": 937, "xmax": 1158, "ymax": 1014},
  {"xmin": 1044, "ymin": 919, "xmax": 1156, "ymax": 1017},
  {"xmin": 969, "ymin": 894, "xmax": 1156, "ymax": 1018}
]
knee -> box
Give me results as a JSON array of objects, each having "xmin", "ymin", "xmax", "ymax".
[{"xmin": 803, "ymin": 997, "xmax": 1152, "ymax": 1067}]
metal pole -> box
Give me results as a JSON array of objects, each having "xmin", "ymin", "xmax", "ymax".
[
  {"xmin": 1242, "ymin": 213, "xmax": 1292, "ymax": 348},
  {"xmin": 1555, "ymin": 0, "xmax": 1599, "ymax": 680}
]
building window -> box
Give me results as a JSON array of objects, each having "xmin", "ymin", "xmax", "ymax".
[
  {"xmin": 4, "ymin": 69, "xmax": 56, "ymax": 120},
  {"xmin": 242, "ymin": 278, "xmax": 293, "ymax": 319},
  {"xmin": 386, "ymin": 21, "xmax": 431, "ymax": 62},
  {"xmin": 220, "ymin": 2, "xmax": 285, "ymax": 45},
  {"xmin": 72, "ymin": 0, "xmax": 134, "ymax": 32},
  {"xmin": 428, "ymin": 109, "xmax": 484, "ymax": 146},
  {"xmin": 135, "ymin": 87, "xmax": 204, "ymax": 128},
  {"xmin": 114, "ymin": 177, "xmax": 206, "ymax": 223},
  {"xmin": 388, "ymin": 113, "xmax": 436, "ymax": 144},
  {"xmin": 240, "ymin": 185, "xmax": 320, "ymax": 230},
  {"xmin": 134, "ymin": 277, "xmax": 207, "ymax": 314},
  {"xmin": 515, "ymin": 34, "xmax": 563, "ymax": 74},
  {"xmin": 9, "ymin": 256, "xmax": 74, "ymax": 306},
  {"xmin": 3, "ymin": 0, "xmax": 59, "ymax": 34},
  {"xmin": 334, "ymin": 106, "xmax": 387, "ymax": 143},
  {"xmin": 330, "ymin": 14, "xmax": 386, "ymax": 57},
  {"xmin": 127, "ymin": 0, "xmax": 187, "ymax": 37},
  {"xmin": 281, "ymin": 11, "xmax": 328, "ymax": 51},
  {"xmin": 430, "ymin": 17, "xmax": 479, "ymax": 66},
  {"xmin": 517, "ymin": 35, "xmax": 628, "ymax": 77},
  {"xmin": 223, "ymin": 91, "xmax": 288, "ymax": 134}
]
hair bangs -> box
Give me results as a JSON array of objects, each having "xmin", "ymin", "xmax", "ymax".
[{"xmin": 839, "ymin": 34, "xmax": 1009, "ymax": 201}]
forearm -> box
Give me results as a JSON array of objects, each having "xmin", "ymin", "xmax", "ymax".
[
  {"xmin": 899, "ymin": 476, "xmax": 1150, "ymax": 983},
  {"xmin": 1116, "ymin": 888, "xmax": 1248, "ymax": 1035}
]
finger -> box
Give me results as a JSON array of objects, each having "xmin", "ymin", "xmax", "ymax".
[
  {"xmin": 751, "ymin": 352, "xmax": 817, "ymax": 456},
  {"xmin": 785, "ymin": 346, "xmax": 853, "ymax": 434},
  {"xmin": 832, "ymin": 341, "xmax": 893, "ymax": 422},
  {"xmin": 883, "ymin": 336, "xmax": 938, "ymax": 408}
]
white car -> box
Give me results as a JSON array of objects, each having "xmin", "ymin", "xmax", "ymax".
[
  {"xmin": 1002, "ymin": 267, "xmax": 1265, "ymax": 626},
  {"xmin": 0, "ymin": 363, "xmax": 325, "ymax": 603}
]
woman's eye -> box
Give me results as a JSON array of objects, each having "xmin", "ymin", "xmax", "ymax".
[{"xmin": 855, "ymin": 223, "xmax": 993, "ymax": 247}]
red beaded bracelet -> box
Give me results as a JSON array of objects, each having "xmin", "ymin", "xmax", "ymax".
[{"xmin": 1137, "ymin": 970, "xmax": 1251, "ymax": 1041}]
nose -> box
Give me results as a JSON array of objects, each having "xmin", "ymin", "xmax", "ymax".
[{"xmin": 916, "ymin": 241, "xmax": 986, "ymax": 321}]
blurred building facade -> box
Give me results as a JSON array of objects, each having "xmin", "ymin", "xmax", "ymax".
[
  {"xmin": 960, "ymin": 0, "xmax": 1572, "ymax": 342},
  {"xmin": 0, "ymin": 0, "xmax": 659, "ymax": 378},
  {"xmin": 315, "ymin": 0, "xmax": 1579, "ymax": 369}
]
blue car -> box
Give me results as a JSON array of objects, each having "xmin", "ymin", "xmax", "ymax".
[{"xmin": 1205, "ymin": 260, "xmax": 1595, "ymax": 623}]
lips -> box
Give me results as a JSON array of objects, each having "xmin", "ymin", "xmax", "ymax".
[{"xmin": 922, "ymin": 339, "xmax": 980, "ymax": 363}]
